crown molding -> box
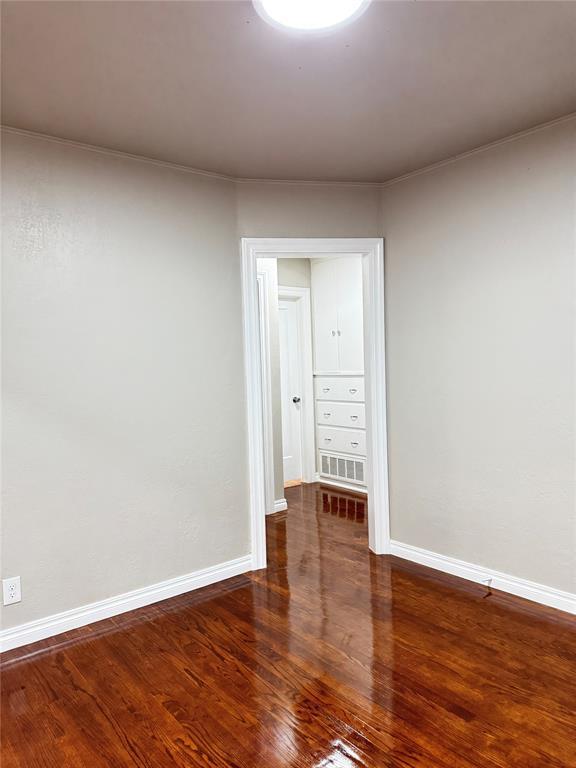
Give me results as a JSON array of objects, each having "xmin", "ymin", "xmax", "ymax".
[
  {"xmin": 0, "ymin": 125, "xmax": 237, "ymax": 183},
  {"xmin": 0, "ymin": 125, "xmax": 380, "ymax": 188},
  {"xmin": 234, "ymin": 176, "xmax": 381, "ymax": 188},
  {"xmin": 3, "ymin": 111, "xmax": 575, "ymax": 188},
  {"xmin": 380, "ymin": 112, "xmax": 576, "ymax": 189}
]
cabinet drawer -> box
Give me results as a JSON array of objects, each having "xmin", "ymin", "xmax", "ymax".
[
  {"xmin": 317, "ymin": 426, "xmax": 366, "ymax": 456},
  {"xmin": 317, "ymin": 402, "xmax": 365, "ymax": 429},
  {"xmin": 315, "ymin": 377, "xmax": 364, "ymax": 402}
]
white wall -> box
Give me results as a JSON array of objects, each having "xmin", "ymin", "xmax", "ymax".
[
  {"xmin": 4, "ymin": 120, "xmax": 573, "ymax": 635},
  {"xmin": 1, "ymin": 139, "xmax": 383, "ymax": 632},
  {"xmin": 236, "ymin": 182, "xmax": 382, "ymax": 238},
  {"xmin": 382, "ymin": 119, "xmax": 576, "ymax": 592},
  {"xmin": 1, "ymin": 132, "xmax": 250, "ymax": 628}
]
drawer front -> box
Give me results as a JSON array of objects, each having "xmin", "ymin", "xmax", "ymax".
[
  {"xmin": 317, "ymin": 402, "xmax": 365, "ymax": 429},
  {"xmin": 315, "ymin": 377, "xmax": 365, "ymax": 402},
  {"xmin": 317, "ymin": 426, "xmax": 366, "ymax": 456}
]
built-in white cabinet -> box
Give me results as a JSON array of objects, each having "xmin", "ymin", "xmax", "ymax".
[
  {"xmin": 310, "ymin": 256, "xmax": 366, "ymax": 490},
  {"xmin": 310, "ymin": 259, "xmax": 338, "ymax": 372},
  {"xmin": 314, "ymin": 375, "xmax": 367, "ymax": 488},
  {"xmin": 311, "ymin": 257, "xmax": 364, "ymax": 374}
]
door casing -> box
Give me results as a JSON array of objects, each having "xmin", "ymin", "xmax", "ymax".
[{"xmin": 241, "ymin": 237, "xmax": 390, "ymax": 570}]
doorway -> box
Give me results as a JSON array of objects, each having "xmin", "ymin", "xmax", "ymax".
[
  {"xmin": 279, "ymin": 296, "xmax": 303, "ymax": 484},
  {"xmin": 242, "ymin": 238, "xmax": 390, "ymax": 569},
  {"xmin": 277, "ymin": 286, "xmax": 316, "ymax": 494}
]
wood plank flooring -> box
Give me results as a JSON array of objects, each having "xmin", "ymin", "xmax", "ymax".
[{"xmin": 2, "ymin": 483, "xmax": 575, "ymax": 767}]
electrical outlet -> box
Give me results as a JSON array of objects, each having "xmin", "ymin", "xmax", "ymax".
[{"xmin": 2, "ymin": 576, "xmax": 21, "ymax": 605}]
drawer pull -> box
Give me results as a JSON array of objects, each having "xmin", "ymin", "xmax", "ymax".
[
  {"xmin": 322, "ymin": 387, "xmax": 331, "ymax": 393},
  {"xmin": 323, "ymin": 412, "xmax": 332, "ymax": 418},
  {"xmin": 349, "ymin": 388, "xmax": 358, "ymax": 394},
  {"xmin": 350, "ymin": 441, "xmax": 359, "ymax": 447},
  {"xmin": 350, "ymin": 415, "xmax": 358, "ymax": 421},
  {"xmin": 324, "ymin": 437, "xmax": 333, "ymax": 443}
]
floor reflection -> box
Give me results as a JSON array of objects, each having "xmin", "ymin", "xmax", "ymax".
[
  {"xmin": 256, "ymin": 482, "xmax": 389, "ymax": 766},
  {"xmin": 317, "ymin": 487, "xmax": 366, "ymax": 523},
  {"xmin": 5, "ymin": 482, "xmax": 574, "ymax": 767}
]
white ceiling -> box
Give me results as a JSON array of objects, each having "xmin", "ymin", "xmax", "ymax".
[{"xmin": 2, "ymin": 1, "xmax": 575, "ymax": 182}]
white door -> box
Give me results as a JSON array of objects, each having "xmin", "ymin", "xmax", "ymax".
[{"xmin": 279, "ymin": 298, "xmax": 303, "ymax": 483}]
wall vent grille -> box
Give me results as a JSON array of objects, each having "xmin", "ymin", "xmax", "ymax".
[{"xmin": 319, "ymin": 451, "xmax": 366, "ymax": 486}]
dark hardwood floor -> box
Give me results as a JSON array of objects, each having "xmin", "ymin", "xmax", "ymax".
[{"xmin": 2, "ymin": 483, "xmax": 575, "ymax": 767}]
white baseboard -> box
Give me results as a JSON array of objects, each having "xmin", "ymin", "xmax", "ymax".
[
  {"xmin": 390, "ymin": 540, "xmax": 576, "ymax": 616},
  {"xmin": 273, "ymin": 498, "xmax": 288, "ymax": 512},
  {"xmin": 0, "ymin": 554, "xmax": 252, "ymax": 653}
]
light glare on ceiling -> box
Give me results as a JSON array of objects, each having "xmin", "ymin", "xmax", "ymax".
[{"xmin": 254, "ymin": 0, "xmax": 371, "ymax": 32}]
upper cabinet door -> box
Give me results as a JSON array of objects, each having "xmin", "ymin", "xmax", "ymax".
[
  {"xmin": 333, "ymin": 257, "xmax": 365, "ymax": 372},
  {"xmin": 311, "ymin": 259, "xmax": 339, "ymax": 372}
]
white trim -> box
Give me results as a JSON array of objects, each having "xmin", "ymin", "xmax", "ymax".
[
  {"xmin": 273, "ymin": 498, "xmax": 288, "ymax": 513},
  {"xmin": 0, "ymin": 126, "xmax": 378, "ymax": 187},
  {"xmin": 0, "ymin": 126, "xmax": 236, "ymax": 183},
  {"xmin": 0, "ymin": 555, "xmax": 252, "ymax": 653},
  {"xmin": 381, "ymin": 113, "xmax": 576, "ymax": 189},
  {"xmin": 363, "ymin": 239, "xmax": 390, "ymax": 553},
  {"xmin": 242, "ymin": 244, "xmax": 269, "ymax": 570},
  {"xmin": 390, "ymin": 541, "xmax": 576, "ymax": 616},
  {"xmin": 237, "ymin": 177, "xmax": 380, "ymax": 188},
  {"xmin": 243, "ymin": 238, "xmax": 380, "ymax": 256},
  {"xmin": 314, "ymin": 370, "xmax": 364, "ymax": 377},
  {"xmin": 4, "ymin": 113, "xmax": 574, "ymax": 187},
  {"xmin": 278, "ymin": 285, "xmax": 316, "ymax": 483},
  {"xmin": 256, "ymin": 271, "xmax": 276, "ymax": 516},
  {"xmin": 241, "ymin": 238, "xmax": 390, "ymax": 558}
]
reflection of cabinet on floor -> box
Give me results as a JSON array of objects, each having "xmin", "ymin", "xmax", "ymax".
[{"xmin": 311, "ymin": 256, "xmax": 366, "ymax": 490}]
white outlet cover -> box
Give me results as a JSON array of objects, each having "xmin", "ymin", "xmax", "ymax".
[{"xmin": 2, "ymin": 576, "xmax": 21, "ymax": 605}]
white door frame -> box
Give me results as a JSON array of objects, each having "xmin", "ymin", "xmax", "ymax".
[
  {"xmin": 241, "ymin": 237, "xmax": 390, "ymax": 569},
  {"xmin": 277, "ymin": 286, "xmax": 316, "ymax": 486},
  {"xmin": 256, "ymin": 270, "xmax": 276, "ymax": 517}
]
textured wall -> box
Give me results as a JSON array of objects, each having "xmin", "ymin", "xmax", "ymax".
[
  {"xmin": 382, "ymin": 119, "xmax": 576, "ymax": 592},
  {"xmin": 2, "ymin": 132, "xmax": 249, "ymax": 627},
  {"xmin": 5, "ymin": 120, "xmax": 572, "ymax": 634},
  {"xmin": 236, "ymin": 182, "xmax": 382, "ymax": 238},
  {"xmin": 1, "ymin": 137, "xmax": 384, "ymax": 630}
]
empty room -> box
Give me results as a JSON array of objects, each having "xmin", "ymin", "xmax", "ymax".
[{"xmin": 1, "ymin": 1, "xmax": 575, "ymax": 766}]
